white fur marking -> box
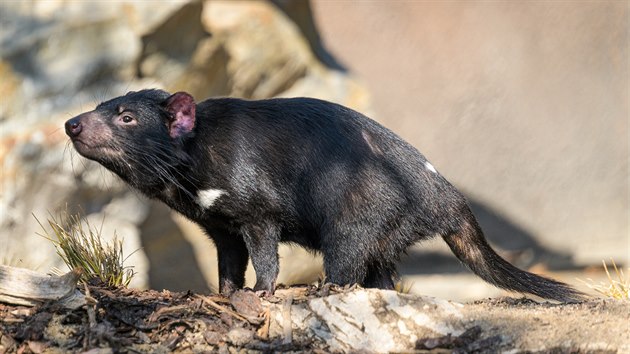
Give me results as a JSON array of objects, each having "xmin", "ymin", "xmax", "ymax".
[
  {"xmin": 196, "ymin": 189, "xmax": 226, "ymax": 209},
  {"xmin": 425, "ymin": 161, "xmax": 437, "ymax": 173}
]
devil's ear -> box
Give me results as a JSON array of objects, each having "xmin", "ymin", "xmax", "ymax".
[{"xmin": 164, "ymin": 92, "xmax": 196, "ymax": 138}]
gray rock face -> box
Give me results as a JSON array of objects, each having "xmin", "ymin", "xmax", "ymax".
[{"xmin": 0, "ymin": 0, "xmax": 368, "ymax": 290}]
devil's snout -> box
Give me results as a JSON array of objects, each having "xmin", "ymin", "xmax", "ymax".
[{"xmin": 65, "ymin": 117, "xmax": 82, "ymax": 137}]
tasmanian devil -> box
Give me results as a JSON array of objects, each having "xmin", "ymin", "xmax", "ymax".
[{"xmin": 65, "ymin": 89, "xmax": 585, "ymax": 302}]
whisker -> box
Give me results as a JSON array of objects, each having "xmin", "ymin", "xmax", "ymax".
[{"xmin": 48, "ymin": 127, "xmax": 64, "ymax": 138}]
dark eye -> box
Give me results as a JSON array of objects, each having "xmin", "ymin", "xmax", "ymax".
[{"xmin": 121, "ymin": 115, "xmax": 134, "ymax": 123}]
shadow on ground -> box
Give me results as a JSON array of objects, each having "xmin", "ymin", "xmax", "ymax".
[{"xmin": 399, "ymin": 198, "xmax": 578, "ymax": 276}]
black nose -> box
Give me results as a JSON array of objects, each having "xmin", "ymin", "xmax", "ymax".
[{"xmin": 65, "ymin": 117, "xmax": 82, "ymax": 137}]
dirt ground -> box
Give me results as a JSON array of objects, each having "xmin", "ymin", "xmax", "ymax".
[
  {"xmin": 460, "ymin": 298, "xmax": 629, "ymax": 353},
  {"xmin": 0, "ymin": 284, "xmax": 323, "ymax": 353},
  {"xmin": 1, "ymin": 283, "xmax": 628, "ymax": 353}
]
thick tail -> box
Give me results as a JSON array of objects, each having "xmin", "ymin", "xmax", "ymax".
[{"xmin": 441, "ymin": 213, "xmax": 587, "ymax": 303}]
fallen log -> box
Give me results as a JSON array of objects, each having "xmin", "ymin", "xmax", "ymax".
[{"xmin": 0, "ymin": 265, "xmax": 85, "ymax": 309}]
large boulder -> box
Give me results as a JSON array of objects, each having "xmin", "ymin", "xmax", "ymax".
[{"xmin": 0, "ymin": 0, "xmax": 369, "ymax": 291}]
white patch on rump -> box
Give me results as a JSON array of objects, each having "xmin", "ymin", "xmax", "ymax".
[
  {"xmin": 196, "ymin": 189, "xmax": 226, "ymax": 209},
  {"xmin": 425, "ymin": 161, "xmax": 437, "ymax": 173}
]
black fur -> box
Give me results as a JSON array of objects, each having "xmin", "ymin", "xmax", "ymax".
[{"xmin": 65, "ymin": 89, "xmax": 585, "ymax": 302}]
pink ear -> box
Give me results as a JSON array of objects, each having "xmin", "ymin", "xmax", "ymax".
[{"xmin": 165, "ymin": 92, "xmax": 196, "ymax": 138}]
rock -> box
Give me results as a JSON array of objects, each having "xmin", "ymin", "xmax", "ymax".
[
  {"xmin": 271, "ymin": 0, "xmax": 346, "ymax": 71},
  {"xmin": 1, "ymin": 3, "xmax": 140, "ymax": 119},
  {"xmin": 0, "ymin": 60, "xmax": 21, "ymax": 121},
  {"xmin": 0, "ymin": 0, "xmax": 190, "ymax": 38},
  {"xmin": 202, "ymin": 0, "xmax": 312, "ymax": 99},
  {"xmin": 278, "ymin": 67, "xmax": 374, "ymax": 116},
  {"xmin": 1, "ymin": 123, "xmax": 79, "ymax": 272},
  {"xmin": 226, "ymin": 327, "xmax": 254, "ymax": 347},
  {"xmin": 268, "ymin": 289, "xmax": 466, "ymax": 352},
  {"xmin": 138, "ymin": 1, "xmax": 231, "ymax": 99},
  {"xmin": 229, "ymin": 290, "xmax": 263, "ymax": 318}
]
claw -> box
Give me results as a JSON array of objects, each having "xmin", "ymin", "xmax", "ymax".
[{"xmin": 255, "ymin": 289, "xmax": 272, "ymax": 298}]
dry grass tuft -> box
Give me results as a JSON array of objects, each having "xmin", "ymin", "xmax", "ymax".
[
  {"xmin": 36, "ymin": 211, "xmax": 136, "ymax": 287},
  {"xmin": 579, "ymin": 259, "xmax": 629, "ymax": 301}
]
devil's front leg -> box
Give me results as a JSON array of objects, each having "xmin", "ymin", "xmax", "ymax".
[
  {"xmin": 239, "ymin": 222, "xmax": 280, "ymax": 295},
  {"xmin": 209, "ymin": 229, "xmax": 249, "ymax": 296}
]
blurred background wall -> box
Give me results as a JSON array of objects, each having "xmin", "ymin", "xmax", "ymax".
[{"xmin": 1, "ymin": 0, "xmax": 627, "ymax": 300}]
